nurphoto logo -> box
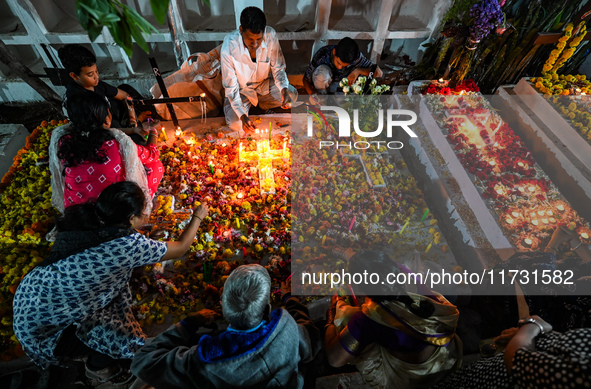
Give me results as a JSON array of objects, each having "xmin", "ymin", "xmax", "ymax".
[{"xmin": 307, "ymin": 105, "xmax": 418, "ymax": 150}]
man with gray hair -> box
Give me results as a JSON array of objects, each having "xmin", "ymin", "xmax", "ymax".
[{"xmin": 131, "ymin": 264, "xmax": 320, "ymax": 388}]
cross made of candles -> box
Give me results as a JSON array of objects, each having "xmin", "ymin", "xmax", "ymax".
[{"xmin": 239, "ymin": 137, "xmax": 288, "ymax": 196}]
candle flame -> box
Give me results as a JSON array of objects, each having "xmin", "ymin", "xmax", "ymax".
[{"xmin": 582, "ymin": 232, "xmax": 590, "ymax": 240}]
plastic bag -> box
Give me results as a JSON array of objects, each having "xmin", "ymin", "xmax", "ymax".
[{"xmin": 151, "ymin": 45, "xmax": 224, "ymax": 120}]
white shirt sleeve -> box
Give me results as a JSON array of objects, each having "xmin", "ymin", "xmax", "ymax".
[
  {"xmin": 267, "ymin": 28, "xmax": 289, "ymax": 92},
  {"xmin": 221, "ymin": 36, "xmax": 248, "ymax": 119}
]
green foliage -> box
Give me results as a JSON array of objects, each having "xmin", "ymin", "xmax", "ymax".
[
  {"xmin": 442, "ymin": 0, "xmax": 478, "ymax": 25},
  {"xmin": 75, "ymin": 0, "xmax": 170, "ymax": 57}
]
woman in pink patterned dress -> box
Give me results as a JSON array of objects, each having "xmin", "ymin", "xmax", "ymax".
[{"xmin": 50, "ymin": 90, "xmax": 163, "ymax": 213}]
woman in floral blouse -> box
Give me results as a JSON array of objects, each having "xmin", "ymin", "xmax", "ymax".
[{"xmin": 13, "ymin": 181, "xmax": 208, "ymax": 386}]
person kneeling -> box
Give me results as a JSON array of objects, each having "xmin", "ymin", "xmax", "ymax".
[{"xmin": 131, "ymin": 264, "xmax": 320, "ymax": 388}]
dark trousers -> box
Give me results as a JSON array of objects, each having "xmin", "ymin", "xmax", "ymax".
[{"xmin": 53, "ymin": 325, "xmax": 117, "ymax": 371}]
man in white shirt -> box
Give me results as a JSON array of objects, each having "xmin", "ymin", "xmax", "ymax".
[{"xmin": 221, "ymin": 6, "xmax": 298, "ymax": 134}]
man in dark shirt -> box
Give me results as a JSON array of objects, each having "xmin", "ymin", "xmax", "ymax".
[{"xmin": 303, "ymin": 37, "xmax": 383, "ymax": 104}]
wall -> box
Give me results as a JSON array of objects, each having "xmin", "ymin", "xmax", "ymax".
[{"xmin": 0, "ymin": 0, "xmax": 451, "ymax": 102}]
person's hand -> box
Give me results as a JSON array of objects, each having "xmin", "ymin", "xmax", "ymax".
[
  {"xmin": 281, "ymin": 88, "xmax": 292, "ymax": 109},
  {"xmin": 308, "ymin": 94, "xmax": 320, "ymax": 107},
  {"xmin": 548, "ymin": 225, "xmax": 578, "ymax": 249},
  {"xmin": 528, "ymin": 315, "xmax": 552, "ymax": 334},
  {"xmin": 193, "ymin": 203, "xmax": 209, "ymax": 221},
  {"xmin": 133, "ymin": 126, "xmax": 149, "ymax": 137},
  {"xmin": 281, "ymin": 277, "xmax": 292, "ymax": 296},
  {"xmin": 347, "ymin": 69, "xmax": 360, "ymax": 85},
  {"xmin": 240, "ymin": 115, "xmax": 256, "ymax": 133},
  {"xmin": 185, "ymin": 309, "xmax": 220, "ymax": 327}
]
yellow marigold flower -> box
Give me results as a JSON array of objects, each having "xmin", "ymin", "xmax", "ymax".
[
  {"xmin": 542, "ymin": 64, "xmax": 552, "ymax": 72},
  {"xmin": 569, "ymin": 103, "xmax": 577, "ymax": 111}
]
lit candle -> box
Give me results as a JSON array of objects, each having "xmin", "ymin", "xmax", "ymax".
[
  {"xmin": 506, "ymin": 217, "xmax": 514, "ymax": 224},
  {"xmin": 557, "ymin": 204, "xmax": 565, "ymax": 211},
  {"xmin": 532, "ymin": 219, "xmax": 539, "ymax": 226},
  {"xmin": 489, "ymin": 160, "xmax": 496, "ymax": 166},
  {"xmin": 517, "ymin": 162, "xmax": 524, "ymax": 167},
  {"xmin": 200, "ymin": 93, "xmax": 206, "ymax": 98},
  {"xmin": 438, "ymin": 78, "xmax": 444, "ymax": 83},
  {"xmin": 237, "ymin": 192, "xmax": 243, "ymax": 199},
  {"xmin": 542, "ymin": 218, "xmax": 549, "ymax": 224},
  {"xmin": 547, "ymin": 210, "xmax": 553, "ymax": 216},
  {"xmin": 222, "ymin": 143, "xmax": 227, "ymax": 147},
  {"xmin": 496, "ymin": 189, "xmax": 504, "ymax": 195},
  {"xmin": 582, "ymin": 232, "xmax": 590, "ymax": 240},
  {"xmin": 176, "ymin": 126, "xmax": 183, "ymax": 137},
  {"xmin": 518, "ymin": 186, "xmax": 525, "ymax": 192},
  {"xmin": 537, "ymin": 210, "xmax": 545, "ymax": 216},
  {"xmin": 524, "ymin": 238, "xmax": 533, "ymax": 247},
  {"xmin": 512, "ymin": 212, "xmax": 520, "ymax": 218},
  {"xmin": 528, "ymin": 186, "xmax": 536, "ymax": 192},
  {"xmin": 549, "ymin": 217, "xmax": 556, "ymax": 223}
]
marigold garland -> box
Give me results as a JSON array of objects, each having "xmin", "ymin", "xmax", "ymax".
[{"xmin": 0, "ymin": 119, "xmax": 65, "ymax": 361}]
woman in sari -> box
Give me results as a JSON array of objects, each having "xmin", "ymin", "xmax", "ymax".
[{"xmin": 324, "ymin": 250, "xmax": 462, "ymax": 388}]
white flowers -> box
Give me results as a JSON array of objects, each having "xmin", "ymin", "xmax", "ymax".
[{"xmin": 341, "ymin": 74, "xmax": 389, "ymax": 96}]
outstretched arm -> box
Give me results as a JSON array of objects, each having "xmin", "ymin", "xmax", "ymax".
[{"xmin": 163, "ymin": 203, "xmax": 209, "ymax": 260}]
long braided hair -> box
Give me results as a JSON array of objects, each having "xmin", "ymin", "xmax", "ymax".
[{"xmin": 58, "ymin": 90, "xmax": 115, "ymax": 167}]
